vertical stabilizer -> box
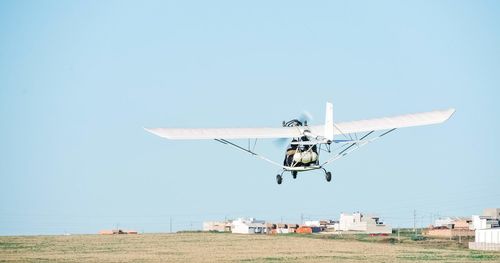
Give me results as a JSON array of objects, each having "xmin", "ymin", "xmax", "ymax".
[{"xmin": 324, "ymin": 102, "xmax": 334, "ymax": 141}]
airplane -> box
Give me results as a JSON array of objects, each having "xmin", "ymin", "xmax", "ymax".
[{"xmin": 145, "ymin": 102, "xmax": 455, "ymax": 185}]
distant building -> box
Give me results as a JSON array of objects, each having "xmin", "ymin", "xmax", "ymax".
[
  {"xmin": 433, "ymin": 217, "xmax": 455, "ymax": 228},
  {"xmin": 304, "ymin": 220, "xmax": 333, "ymax": 228},
  {"xmin": 472, "ymin": 208, "xmax": 500, "ymax": 230},
  {"xmin": 469, "ymin": 228, "xmax": 500, "ymax": 251},
  {"xmin": 424, "ymin": 218, "xmax": 474, "ymax": 238},
  {"xmin": 203, "ymin": 221, "xmax": 231, "ymax": 232},
  {"xmin": 469, "ymin": 208, "xmax": 500, "ymax": 251},
  {"xmin": 204, "ymin": 213, "xmax": 393, "ymax": 235},
  {"xmin": 99, "ymin": 229, "xmax": 138, "ymax": 235},
  {"xmin": 334, "ymin": 212, "xmax": 392, "ymax": 234},
  {"xmin": 274, "ymin": 223, "xmax": 299, "ymax": 234},
  {"xmin": 203, "ymin": 219, "xmax": 303, "ymax": 234},
  {"xmin": 231, "ymin": 218, "xmax": 266, "ymax": 234},
  {"xmin": 304, "ymin": 220, "xmax": 322, "ymax": 227},
  {"xmin": 472, "ymin": 216, "xmax": 499, "ymax": 230}
]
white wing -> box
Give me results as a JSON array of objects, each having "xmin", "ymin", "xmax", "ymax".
[
  {"xmin": 317, "ymin": 108, "xmax": 455, "ymax": 136},
  {"xmin": 144, "ymin": 126, "xmax": 303, "ymax": 140},
  {"xmin": 145, "ymin": 108, "xmax": 455, "ymax": 140}
]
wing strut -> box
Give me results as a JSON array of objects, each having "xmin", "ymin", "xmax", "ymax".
[
  {"xmin": 321, "ymin": 128, "xmax": 397, "ymax": 167},
  {"xmin": 214, "ymin": 139, "xmax": 286, "ymax": 169},
  {"xmin": 338, "ymin": 131, "xmax": 374, "ymax": 156}
]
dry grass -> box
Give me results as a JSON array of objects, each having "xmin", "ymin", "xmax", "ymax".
[{"xmin": 0, "ymin": 232, "xmax": 499, "ymax": 262}]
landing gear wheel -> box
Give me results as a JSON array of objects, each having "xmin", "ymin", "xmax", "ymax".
[
  {"xmin": 292, "ymin": 171, "xmax": 297, "ymax": 179},
  {"xmin": 325, "ymin": 171, "xmax": 332, "ymax": 182},
  {"xmin": 276, "ymin": 174, "xmax": 283, "ymax": 185}
]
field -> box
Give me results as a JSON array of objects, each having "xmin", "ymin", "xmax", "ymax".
[{"xmin": 0, "ymin": 232, "xmax": 499, "ymax": 262}]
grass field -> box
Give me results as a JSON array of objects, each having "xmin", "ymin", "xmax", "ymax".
[{"xmin": 1, "ymin": 232, "xmax": 499, "ymax": 262}]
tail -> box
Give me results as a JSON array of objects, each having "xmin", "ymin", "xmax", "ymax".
[{"xmin": 324, "ymin": 102, "xmax": 334, "ymax": 141}]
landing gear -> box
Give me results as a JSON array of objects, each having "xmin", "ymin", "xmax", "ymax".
[
  {"xmin": 277, "ymin": 169, "xmax": 330, "ymax": 184},
  {"xmin": 325, "ymin": 171, "xmax": 332, "ymax": 182},
  {"xmin": 321, "ymin": 168, "xmax": 332, "ymax": 182},
  {"xmin": 276, "ymin": 174, "xmax": 283, "ymax": 185}
]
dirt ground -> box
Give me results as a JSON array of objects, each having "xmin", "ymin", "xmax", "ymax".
[{"xmin": 0, "ymin": 232, "xmax": 499, "ymax": 262}]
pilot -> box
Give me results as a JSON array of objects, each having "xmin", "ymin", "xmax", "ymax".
[
  {"xmin": 284, "ymin": 137, "xmax": 320, "ymax": 167},
  {"xmin": 284, "ymin": 138, "xmax": 299, "ymax": 166},
  {"xmin": 311, "ymin": 144, "xmax": 318, "ymax": 163},
  {"xmin": 298, "ymin": 141, "xmax": 319, "ymax": 167}
]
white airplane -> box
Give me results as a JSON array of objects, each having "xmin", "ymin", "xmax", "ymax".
[{"xmin": 145, "ymin": 103, "xmax": 455, "ymax": 185}]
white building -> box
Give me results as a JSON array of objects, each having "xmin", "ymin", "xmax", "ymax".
[
  {"xmin": 231, "ymin": 218, "xmax": 266, "ymax": 234},
  {"xmin": 304, "ymin": 220, "xmax": 322, "ymax": 227},
  {"xmin": 472, "ymin": 215, "xmax": 499, "ymax": 230},
  {"xmin": 471, "ymin": 208, "xmax": 500, "ymax": 230},
  {"xmin": 469, "ymin": 228, "xmax": 500, "ymax": 251},
  {"xmin": 476, "ymin": 228, "xmax": 500, "ymax": 243},
  {"xmin": 335, "ymin": 212, "xmax": 392, "ymax": 234},
  {"xmin": 469, "ymin": 208, "xmax": 500, "ymax": 251}
]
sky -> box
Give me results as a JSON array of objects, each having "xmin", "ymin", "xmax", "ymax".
[{"xmin": 1, "ymin": 0, "xmax": 499, "ymax": 235}]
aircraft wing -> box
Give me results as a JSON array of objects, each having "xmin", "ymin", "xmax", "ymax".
[
  {"xmin": 144, "ymin": 126, "xmax": 303, "ymax": 140},
  {"xmin": 323, "ymin": 108, "xmax": 455, "ymax": 136},
  {"xmin": 145, "ymin": 108, "xmax": 455, "ymax": 140}
]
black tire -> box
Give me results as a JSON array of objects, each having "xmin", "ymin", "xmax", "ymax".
[
  {"xmin": 325, "ymin": 171, "xmax": 332, "ymax": 182},
  {"xmin": 276, "ymin": 174, "xmax": 283, "ymax": 185},
  {"xmin": 292, "ymin": 171, "xmax": 297, "ymax": 179}
]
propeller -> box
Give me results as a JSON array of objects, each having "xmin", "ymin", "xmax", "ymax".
[
  {"xmin": 273, "ymin": 111, "xmax": 315, "ymax": 148},
  {"xmin": 298, "ymin": 111, "xmax": 314, "ymax": 126}
]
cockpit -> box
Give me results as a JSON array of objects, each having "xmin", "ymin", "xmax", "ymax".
[{"xmin": 283, "ymin": 136, "xmax": 319, "ymax": 167}]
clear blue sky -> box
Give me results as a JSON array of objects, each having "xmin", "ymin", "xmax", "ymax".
[{"xmin": 1, "ymin": 0, "xmax": 499, "ymax": 235}]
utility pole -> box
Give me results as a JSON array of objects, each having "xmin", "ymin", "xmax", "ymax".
[
  {"xmin": 169, "ymin": 217, "xmax": 172, "ymax": 233},
  {"xmin": 300, "ymin": 213, "xmax": 304, "ymax": 225},
  {"xmin": 420, "ymin": 214, "xmax": 424, "ymax": 235},
  {"xmin": 413, "ymin": 209, "xmax": 416, "ymax": 234}
]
